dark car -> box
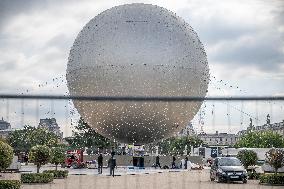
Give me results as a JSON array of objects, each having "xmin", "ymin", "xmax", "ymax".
[{"xmin": 210, "ymin": 157, "xmax": 247, "ymax": 183}]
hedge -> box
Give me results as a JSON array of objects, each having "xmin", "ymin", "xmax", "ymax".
[
  {"xmin": 21, "ymin": 173, "xmax": 54, "ymax": 183},
  {"xmin": 0, "ymin": 180, "xmax": 21, "ymax": 189},
  {"xmin": 43, "ymin": 170, "xmax": 69, "ymax": 179},
  {"xmin": 248, "ymin": 172, "xmax": 261, "ymax": 180},
  {"xmin": 260, "ymin": 173, "xmax": 284, "ymax": 185}
]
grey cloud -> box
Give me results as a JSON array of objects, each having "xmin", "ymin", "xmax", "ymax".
[
  {"xmin": 0, "ymin": 0, "xmax": 45, "ymax": 29},
  {"xmin": 210, "ymin": 32, "xmax": 284, "ymax": 71},
  {"xmin": 0, "ymin": 60, "xmax": 17, "ymax": 71}
]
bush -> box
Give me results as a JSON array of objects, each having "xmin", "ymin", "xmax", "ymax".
[
  {"xmin": 248, "ymin": 171, "xmax": 261, "ymax": 180},
  {"xmin": 237, "ymin": 149, "xmax": 258, "ymax": 169},
  {"xmin": 260, "ymin": 173, "xmax": 284, "ymax": 185},
  {"xmin": 0, "ymin": 141, "xmax": 14, "ymax": 170},
  {"xmin": 0, "ymin": 180, "xmax": 21, "ymax": 189},
  {"xmin": 21, "ymin": 173, "xmax": 54, "ymax": 183},
  {"xmin": 43, "ymin": 170, "xmax": 69, "ymax": 179}
]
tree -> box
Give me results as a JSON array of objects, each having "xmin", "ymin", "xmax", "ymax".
[
  {"xmin": 50, "ymin": 147, "xmax": 65, "ymax": 170},
  {"xmin": 265, "ymin": 148, "xmax": 284, "ymax": 175},
  {"xmin": 156, "ymin": 136, "xmax": 203, "ymax": 155},
  {"xmin": 237, "ymin": 149, "xmax": 258, "ymax": 169},
  {"xmin": 235, "ymin": 131, "xmax": 284, "ymax": 148},
  {"xmin": 29, "ymin": 145, "xmax": 51, "ymax": 173},
  {"xmin": 65, "ymin": 117, "xmax": 114, "ymax": 151},
  {"xmin": 0, "ymin": 141, "xmax": 14, "ymax": 171},
  {"xmin": 7, "ymin": 125, "xmax": 59, "ymax": 154}
]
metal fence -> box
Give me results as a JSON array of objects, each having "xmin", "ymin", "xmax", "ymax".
[{"xmin": 0, "ymin": 94, "xmax": 284, "ymax": 189}]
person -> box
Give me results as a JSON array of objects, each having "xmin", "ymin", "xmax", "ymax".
[
  {"xmin": 180, "ymin": 158, "xmax": 185, "ymax": 169},
  {"xmin": 155, "ymin": 156, "xmax": 161, "ymax": 169},
  {"xmin": 172, "ymin": 156, "xmax": 176, "ymax": 169},
  {"xmin": 184, "ymin": 156, "xmax": 188, "ymax": 169},
  {"xmin": 109, "ymin": 151, "xmax": 116, "ymax": 177},
  {"xmin": 98, "ymin": 154, "xmax": 103, "ymax": 174},
  {"xmin": 187, "ymin": 159, "xmax": 193, "ymax": 170}
]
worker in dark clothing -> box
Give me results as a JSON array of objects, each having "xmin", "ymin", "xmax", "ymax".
[
  {"xmin": 109, "ymin": 152, "xmax": 116, "ymax": 177},
  {"xmin": 155, "ymin": 156, "xmax": 161, "ymax": 169},
  {"xmin": 98, "ymin": 154, "xmax": 103, "ymax": 174},
  {"xmin": 172, "ymin": 156, "xmax": 176, "ymax": 169},
  {"xmin": 184, "ymin": 156, "xmax": 188, "ymax": 169}
]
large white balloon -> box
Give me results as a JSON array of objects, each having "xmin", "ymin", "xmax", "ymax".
[{"xmin": 67, "ymin": 3, "xmax": 209, "ymax": 144}]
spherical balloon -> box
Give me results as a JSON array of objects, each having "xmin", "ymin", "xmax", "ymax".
[{"xmin": 66, "ymin": 3, "xmax": 209, "ymax": 144}]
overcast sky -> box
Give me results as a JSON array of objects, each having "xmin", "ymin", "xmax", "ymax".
[{"xmin": 0, "ymin": 0, "xmax": 283, "ymax": 136}]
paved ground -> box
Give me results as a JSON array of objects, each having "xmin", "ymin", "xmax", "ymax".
[
  {"xmin": 19, "ymin": 164, "xmax": 169, "ymax": 175},
  {"xmin": 18, "ymin": 169, "xmax": 282, "ymax": 189}
]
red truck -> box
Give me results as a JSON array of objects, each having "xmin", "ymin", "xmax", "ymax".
[{"xmin": 64, "ymin": 150, "xmax": 86, "ymax": 169}]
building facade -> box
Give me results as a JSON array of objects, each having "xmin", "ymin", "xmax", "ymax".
[
  {"xmin": 0, "ymin": 118, "xmax": 12, "ymax": 139},
  {"xmin": 38, "ymin": 118, "xmax": 63, "ymax": 139},
  {"xmin": 198, "ymin": 131, "xmax": 237, "ymax": 146},
  {"xmin": 0, "ymin": 117, "xmax": 11, "ymax": 130},
  {"xmin": 237, "ymin": 116, "xmax": 284, "ymax": 137},
  {"xmin": 176, "ymin": 122, "xmax": 196, "ymax": 137}
]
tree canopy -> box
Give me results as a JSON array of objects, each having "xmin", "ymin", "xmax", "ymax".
[
  {"xmin": 235, "ymin": 131, "xmax": 284, "ymax": 148},
  {"xmin": 50, "ymin": 147, "xmax": 65, "ymax": 170},
  {"xmin": 0, "ymin": 141, "xmax": 14, "ymax": 170},
  {"xmin": 156, "ymin": 136, "xmax": 204, "ymax": 155},
  {"xmin": 7, "ymin": 125, "xmax": 59, "ymax": 154},
  {"xmin": 266, "ymin": 148, "xmax": 284, "ymax": 174},
  {"xmin": 65, "ymin": 117, "xmax": 114, "ymax": 151},
  {"xmin": 29, "ymin": 145, "xmax": 51, "ymax": 173},
  {"xmin": 237, "ymin": 149, "xmax": 258, "ymax": 169}
]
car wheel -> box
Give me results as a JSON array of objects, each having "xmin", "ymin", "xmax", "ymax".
[{"xmin": 243, "ymin": 178, "xmax": 247, "ymax": 184}]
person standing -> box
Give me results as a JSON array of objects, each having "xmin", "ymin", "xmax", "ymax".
[
  {"xmin": 98, "ymin": 154, "xmax": 103, "ymax": 174},
  {"xmin": 109, "ymin": 152, "xmax": 116, "ymax": 177},
  {"xmin": 184, "ymin": 156, "xmax": 188, "ymax": 169},
  {"xmin": 155, "ymin": 156, "xmax": 161, "ymax": 169},
  {"xmin": 172, "ymin": 156, "xmax": 176, "ymax": 169}
]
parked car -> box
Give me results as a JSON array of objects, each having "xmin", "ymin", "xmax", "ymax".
[{"xmin": 210, "ymin": 157, "xmax": 248, "ymax": 183}]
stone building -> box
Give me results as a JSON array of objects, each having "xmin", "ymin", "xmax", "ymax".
[
  {"xmin": 237, "ymin": 119, "xmax": 284, "ymax": 137},
  {"xmin": 176, "ymin": 122, "xmax": 196, "ymax": 137},
  {"xmin": 0, "ymin": 117, "xmax": 11, "ymax": 130},
  {"xmin": 38, "ymin": 118, "xmax": 63, "ymax": 139},
  {"xmin": 0, "ymin": 118, "xmax": 13, "ymax": 139},
  {"xmin": 197, "ymin": 131, "xmax": 237, "ymax": 146}
]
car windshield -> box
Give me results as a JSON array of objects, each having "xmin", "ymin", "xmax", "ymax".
[{"xmin": 218, "ymin": 158, "xmax": 242, "ymax": 166}]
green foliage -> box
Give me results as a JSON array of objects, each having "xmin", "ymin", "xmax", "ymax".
[
  {"xmin": 65, "ymin": 117, "xmax": 114, "ymax": 150},
  {"xmin": 260, "ymin": 173, "xmax": 284, "ymax": 185},
  {"xmin": 0, "ymin": 137, "xmax": 7, "ymax": 143},
  {"xmin": 29, "ymin": 145, "xmax": 51, "ymax": 173},
  {"xmin": 235, "ymin": 131, "xmax": 284, "ymax": 148},
  {"xmin": 0, "ymin": 141, "xmax": 14, "ymax": 170},
  {"xmin": 0, "ymin": 180, "xmax": 21, "ymax": 189},
  {"xmin": 21, "ymin": 173, "xmax": 54, "ymax": 183},
  {"xmin": 248, "ymin": 172, "xmax": 261, "ymax": 180},
  {"xmin": 157, "ymin": 136, "xmax": 203, "ymax": 155},
  {"xmin": 50, "ymin": 147, "xmax": 65, "ymax": 170},
  {"xmin": 43, "ymin": 170, "xmax": 69, "ymax": 179},
  {"xmin": 7, "ymin": 125, "xmax": 59, "ymax": 154},
  {"xmin": 237, "ymin": 149, "xmax": 258, "ymax": 169},
  {"xmin": 265, "ymin": 148, "xmax": 284, "ymax": 174}
]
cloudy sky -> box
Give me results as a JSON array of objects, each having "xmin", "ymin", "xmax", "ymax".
[{"xmin": 0, "ymin": 0, "xmax": 283, "ymax": 136}]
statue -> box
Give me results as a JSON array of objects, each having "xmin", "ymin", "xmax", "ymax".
[{"xmin": 266, "ymin": 114, "xmax": 271, "ymax": 125}]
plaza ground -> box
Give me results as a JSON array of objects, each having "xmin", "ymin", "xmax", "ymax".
[{"xmin": 10, "ymin": 168, "xmax": 283, "ymax": 189}]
